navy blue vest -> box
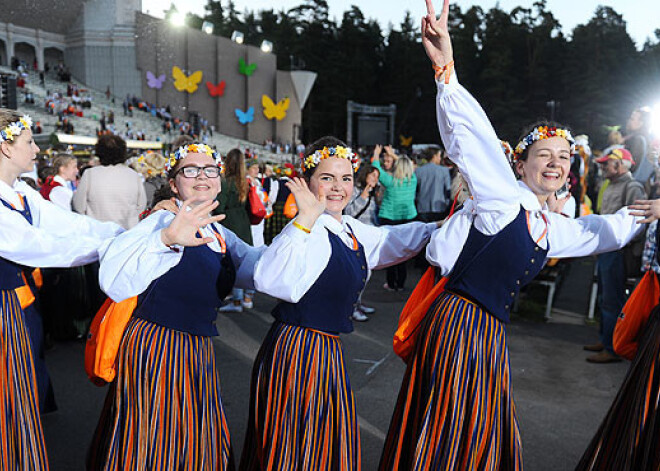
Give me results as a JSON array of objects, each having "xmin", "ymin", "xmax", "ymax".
[
  {"xmin": 445, "ymin": 207, "xmax": 548, "ymax": 323},
  {"xmin": 134, "ymin": 231, "xmax": 236, "ymax": 336},
  {"xmin": 0, "ymin": 197, "xmax": 33, "ymax": 290},
  {"xmin": 272, "ymin": 228, "xmax": 368, "ymax": 334}
]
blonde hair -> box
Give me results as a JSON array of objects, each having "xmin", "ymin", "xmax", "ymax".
[
  {"xmin": 52, "ymin": 154, "xmax": 76, "ymax": 175},
  {"xmin": 392, "ymin": 156, "xmax": 414, "ymax": 185},
  {"xmin": 133, "ymin": 153, "xmax": 167, "ymax": 179}
]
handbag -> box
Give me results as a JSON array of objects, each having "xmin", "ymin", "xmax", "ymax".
[
  {"xmin": 247, "ymin": 180, "xmax": 267, "ymax": 225},
  {"xmin": 283, "ymin": 192, "xmax": 298, "ymax": 219},
  {"xmin": 84, "ymin": 296, "xmax": 138, "ymax": 386},
  {"xmin": 613, "ymin": 270, "xmax": 660, "ymax": 360}
]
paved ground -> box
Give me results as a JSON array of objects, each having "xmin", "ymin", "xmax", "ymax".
[{"xmin": 42, "ymin": 266, "xmax": 628, "ymax": 470}]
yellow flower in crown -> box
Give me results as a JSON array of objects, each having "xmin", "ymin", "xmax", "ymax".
[
  {"xmin": 4, "ymin": 127, "xmax": 13, "ymax": 140},
  {"xmin": 335, "ymin": 147, "xmax": 349, "ymax": 159},
  {"xmin": 168, "ymin": 156, "xmax": 177, "ymax": 168}
]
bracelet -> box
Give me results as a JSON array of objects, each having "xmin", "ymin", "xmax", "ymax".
[
  {"xmin": 293, "ymin": 221, "xmax": 311, "ymax": 234},
  {"xmin": 432, "ymin": 60, "xmax": 455, "ymax": 84}
]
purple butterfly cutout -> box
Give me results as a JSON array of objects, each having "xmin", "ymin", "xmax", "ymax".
[{"xmin": 146, "ymin": 71, "xmax": 166, "ymax": 89}]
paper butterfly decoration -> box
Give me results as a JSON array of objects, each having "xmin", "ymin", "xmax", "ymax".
[
  {"xmin": 146, "ymin": 71, "xmax": 166, "ymax": 89},
  {"xmin": 262, "ymin": 95, "xmax": 290, "ymax": 121},
  {"xmin": 239, "ymin": 57, "xmax": 257, "ymax": 76},
  {"xmin": 399, "ymin": 135, "xmax": 413, "ymax": 147},
  {"xmin": 206, "ymin": 81, "xmax": 226, "ymax": 97},
  {"xmin": 172, "ymin": 66, "xmax": 203, "ymax": 93},
  {"xmin": 235, "ymin": 107, "xmax": 255, "ymax": 125}
]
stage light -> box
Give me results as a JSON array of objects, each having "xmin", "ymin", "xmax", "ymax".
[
  {"xmin": 231, "ymin": 31, "xmax": 244, "ymax": 44},
  {"xmin": 651, "ymin": 103, "xmax": 660, "ymax": 138},
  {"xmin": 170, "ymin": 11, "xmax": 186, "ymax": 27},
  {"xmin": 202, "ymin": 21, "xmax": 214, "ymax": 35},
  {"xmin": 260, "ymin": 40, "xmax": 273, "ymax": 54}
]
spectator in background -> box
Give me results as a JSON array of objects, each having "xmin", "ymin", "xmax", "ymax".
[
  {"xmin": 344, "ymin": 163, "xmax": 381, "ymax": 321},
  {"xmin": 132, "ymin": 153, "xmax": 168, "ymax": 208},
  {"xmin": 415, "ymin": 145, "xmax": 452, "ymax": 222},
  {"xmin": 39, "ymin": 154, "xmax": 78, "ymax": 210},
  {"xmin": 372, "ymin": 147, "xmax": 418, "ymax": 291},
  {"xmin": 72, "ymin": 134, "xmax": 146, "ymax": 229},
  {"xmin": 626, "ymin": 107, "xmax": 654, "ymax": 186},
  {"xmin": 216, "ymin": 149, "xmax": 253, "ymax": 313},
  {"xmin": 585, "ymin": 148, "xmax": 647, "ymax": 363}
]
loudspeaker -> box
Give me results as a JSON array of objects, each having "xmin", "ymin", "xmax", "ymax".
[{"xmin": 0, "ymin": 75, "xmax": 18, "ymax": 110}]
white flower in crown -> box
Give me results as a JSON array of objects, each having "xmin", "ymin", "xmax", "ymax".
[
  {"xmin": 177, "ymin": 146, "xmax": 188, "ymax": 159},
  {"xmin": 20, "ymin": 116, "xmax": 32, "ymax": 128},
  {"xmin": 7, "ymin": 124, "xmax": 22, "ymax": 139}
]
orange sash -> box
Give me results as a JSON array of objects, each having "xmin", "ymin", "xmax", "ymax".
[
  {"xmin": 84, "ymin": 297, "xmax": 138, "ymax": 386},
  {"xmin": 613, "ymin": 271, "xmax": 660, "ymax": 360}
]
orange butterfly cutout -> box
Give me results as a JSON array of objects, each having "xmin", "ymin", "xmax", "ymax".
[
  {"xmin": 206, "ymin": 81, "xmax": 226, "ymax": 97},
  {"xmin": 399, "ymin": 135, "xmax": 413, "ymax": 147}
]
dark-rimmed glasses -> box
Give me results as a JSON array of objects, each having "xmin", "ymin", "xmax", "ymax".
[{"xmin": 177, "ymin": 166, "xmax": 221, "ymax": 178}]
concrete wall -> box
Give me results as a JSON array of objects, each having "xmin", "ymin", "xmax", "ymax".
[{"xmin": 135, "ymin": 13, "xmax": 301, "ymax": 145}]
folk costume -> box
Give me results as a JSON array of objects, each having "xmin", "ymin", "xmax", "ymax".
[
  {"xmin": 240, "ymin": 213, "xmax": 436, "ymax": 470},
  {"xmin": 0, "ymin": 178, "xmax": 121, "ymax": 470},
  {"xmin": 378, "ymin": 71, "xmax": 646, "ymax": 471},
  {"xmin": 88, "ymin": 209, "xmax": 263, "ymax": 471},
  {"xmin": 576, "ymin": 224, "xmax": 660, "ymax": 470}
]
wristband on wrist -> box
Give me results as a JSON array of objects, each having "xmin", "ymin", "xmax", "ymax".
[
  {"xmin": 293, "ymin": 221, "xmax": 311, "ymax": 234},
  {"xmin": 432, "ymin": 60, "xmax": 455, "ymax": 84}
]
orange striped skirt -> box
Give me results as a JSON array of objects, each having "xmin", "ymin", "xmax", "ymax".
[
  {"xmin": 0, "ymin": 289, "xmax": 49, "ymax": 470},
  {"xmin": 576, "ymin": 305, "xmax": 660, "ymax": 470},
  {"xmin": 240, "ymin": 322, "xmax": 360, "ymax": 471},
  {"xmin": 379, "ymin": 291, "xmax": 523, "ymax": 471},
  {"xmin": 87, "ymin": 317, "xmax": 234, "ymax": 471}
]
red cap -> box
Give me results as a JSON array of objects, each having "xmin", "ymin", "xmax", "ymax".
[{"xmin": 595, "ymin": 148, "xmax": 635, "ymax": 165}]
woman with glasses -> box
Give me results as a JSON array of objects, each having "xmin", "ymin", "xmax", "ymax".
[{"xmin": 87, "ymin": 144, "xmax": 264, "ymax": 471}]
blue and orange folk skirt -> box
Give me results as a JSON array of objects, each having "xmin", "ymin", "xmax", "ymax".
[
  {"xmin": 379, "ymin": 291, "xmax": 523, "ymax": 471},
  {"xmin": 576, "ymin": 305, "xmax": 660, "ymax": 471},
  {"xmin": 240, "ymin": 322, "xmax": 361, "ymax": 471},
  {"xmin": 0, "ymin": 289, "xmax": 49, "ymax": 470},
  {"xmin": 87, "ymin": 317, "xmax": 234, "ymax": 471}
]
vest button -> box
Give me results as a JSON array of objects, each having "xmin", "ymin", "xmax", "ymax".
[
  {"xmin": 510, "ymin": 292, "xmax": 515, "ymax": 297},
  {"xmin": 530, "ymin": 259, "xmax": 535, "ymax": 264},
  {"xmin": 516, "ymin": 280, "xmax": 521, "ymax": 285},
  {"xmin": 361, "ymin": 265, "xmax": 365, "ymax": 270},
  {"xmin": 524, "ymin": 270, "xmax": 529, "ymax": 275},
  {"xmin": 362, "ymin": 278, "xmax": 366, "ymax": 283},
  {"xmin": 505, "ymin": 304, "xmax": 510, "ymax": 309},
  {"xmin": 534, "ymin": 247, "xmax": 540, "ymax": 252}
]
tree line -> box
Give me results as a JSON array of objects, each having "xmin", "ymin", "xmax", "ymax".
[{"xmin": 172, "ymin": 0, "xmax": 660, "ymax": 149}]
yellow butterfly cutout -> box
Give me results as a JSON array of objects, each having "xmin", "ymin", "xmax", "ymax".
[
  {"xmin": 172, "ymin": 66, "xmax": 203, "ymax": 93},
  {"xmin": 262, "ymin": 95, "xmax": 290, "ymax": 121},
  {"xmin": 400, "ymin": 135, "xmax": 413, "ymax": 147}
]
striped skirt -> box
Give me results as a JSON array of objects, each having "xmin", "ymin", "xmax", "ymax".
[
  {"xmin": 0, "ymin": 289, "xmax": 49, "ymax": 470},
  {"xmin": 576, "ymin": 305, "xmax": 660, "ymax": 470},
  {"xmin": 239, "ymin": 322, "xmax": 360, "ymax": 471},
  {"xmin": 87, "ymin": 317, "xmax": 234, "ymax": 471},
  {"xmin": 379, "ymin": 291, "xmax": 522, "ymax": 471}
]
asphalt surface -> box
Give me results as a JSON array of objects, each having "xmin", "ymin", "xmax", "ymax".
[{"xmin": 42, "ymin": 266, "xmax": 628, "ymax": 470}]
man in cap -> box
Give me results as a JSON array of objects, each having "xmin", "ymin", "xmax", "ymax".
[{"xmin": 585, "ymin": 148, "xmax": 647, "ymax": 362}]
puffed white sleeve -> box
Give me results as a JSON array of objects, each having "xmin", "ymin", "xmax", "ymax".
[
  {"xmin": 547, "ymin": 208, "xmax": 645, "ymax": 258},
  {"xmin": 222, "ymin": 227, "xmax": 266, "ymax": 290},
  {"xmin": 436, "ymin": 74, "xmax": 519, "ymax": 234},
  {"xmin": 98, "ymin": 211, "xmax": 183, "ymax": 302},
  {"xmin": 0, "ymin": 206, "xmax": 116, "ymax": 268},
  {"xmin": 253, "ymin": 220, "xmax": 331, "ymax": 303},
  {"xmin": 347, "ymin": 216, "xmax": 436, "ymax": 269},
  {"xmin": 26, "ymin": 184, "xmax": 121, "ymax": 241}
]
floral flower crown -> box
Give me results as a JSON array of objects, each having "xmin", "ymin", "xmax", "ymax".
[
  {"xmin": 166, "ymin": 143, "xmax": 223, "ymax": 173},
  {"xmin": 500, "ymin": 140, "xmax": 514, "ymax": 166},
  {"xmin": 0, "ymin": 115, "xmax": 33, "ymax": 143},
  {"xmin": 513, "ymin": 126, "xmax": 576, "ymax": 162},
  {"xmin": 303, "ymin": 146, "xmax": 360, "ymax": 172}
]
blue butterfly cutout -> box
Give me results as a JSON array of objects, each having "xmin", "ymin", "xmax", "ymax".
[{"xmin": 235, "ymin": 107, "xmax": 255, "ymax": 125}]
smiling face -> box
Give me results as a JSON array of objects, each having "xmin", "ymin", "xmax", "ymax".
[
  {"xmin": 516, "ymin": 136, "xmax": 571, "ymax": 200},
  {"xmin": 308, "ymin": 157, "xmax": 354, "ymax": 220},
  {"xmin": 169, "ymin": 153, "xmax": 221, "ymax": 204},
  {"xmin": 365, "ymin": 168, "xmax": 380, "ymax": 187},
  {"xmin": 382, "ymin": 154, "xmax": 394, "ymax": 171},
  {"xmin": 59, "ymin": 159, "xmax": 79, "ymax": 181},
  {"xmin": 0, "ymin": 128, "xmax": 40, "ymax": 177}
]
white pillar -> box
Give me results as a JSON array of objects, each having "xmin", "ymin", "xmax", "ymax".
[{"xmin": 36, "ymin": 30, "xmax": 44, "ymax": 71}]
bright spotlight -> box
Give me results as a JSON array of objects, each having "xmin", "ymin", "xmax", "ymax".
[
  {"xmin": 170, "ymin": 11, "xmax": 186, "ymax": 27},
  {"xmin": 231, "ymin": 31, "xmax": 244, "ymax": 44},
  {"xmin": 260, "ymin": 40, "xmax": 273, "ymax": 54},
  {"xmin": 651, "ymin": 103, "xmax": 660, "ymax": 138},
  {"xmin": 202, "ymin": 21, "xmax": 214, "ymax": 35}
]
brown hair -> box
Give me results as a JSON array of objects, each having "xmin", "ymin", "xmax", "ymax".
[
  {"xmin": 303, "ymin": 136, "xmax": 351, "ymax": 181},
  {"xmin": 355, "ymin": 164, "xmax": 379, "ymax": 189},
  {"xmin": 0, "ymin": 108, "xmax": 22, "ymax": 131},
  {"xmin": 95, "ymin": 134, "xmax": 128, "ymax": 165},
  {"xmin": 224, "ymin": 148, "xmax": 248, "ymax": 202}
]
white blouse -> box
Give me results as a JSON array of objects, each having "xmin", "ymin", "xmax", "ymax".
[
  {"xmin": 49, "ymin": 175, "xmax": 74, "ymax": 210},
  {"xmin": 254, "ymin": 214, "xmax": 436, "ymax": 303},
  {"xmin": 99, "ymin": 210, "xmax": 265, "ymax": 302},
  {"xmin": 427, "ymin": 73, "xmax": 645, "ymax": 276},
  {"xmin": 0, "ymin": 179, "xmax": 122, "ymax": 268}
]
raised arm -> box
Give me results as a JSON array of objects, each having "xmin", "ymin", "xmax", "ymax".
[{"xmin": 424, "ymin": 0, "xmax": 519, "ymax": 224}]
